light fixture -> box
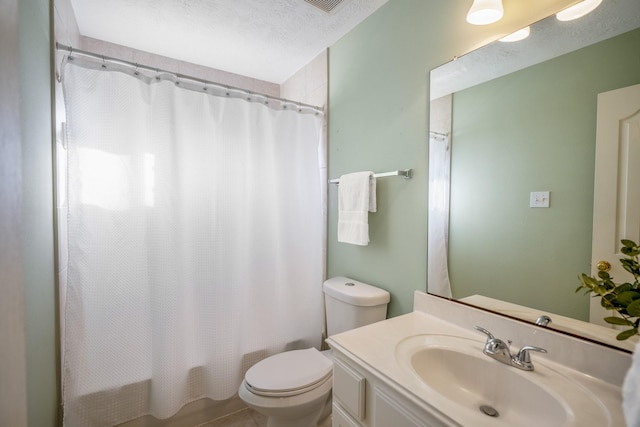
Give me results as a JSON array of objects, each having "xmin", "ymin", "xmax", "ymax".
[
  {"xmin": 556, "ymin": 0, "xmax": 602, "ymax": 21},
  {"xmin": 499, "ymin": 26, "xmax": 531, "ymax": 42},
  {"xmin": 466, "ymin": 0, "xmax": 504, "ymax": 25}
]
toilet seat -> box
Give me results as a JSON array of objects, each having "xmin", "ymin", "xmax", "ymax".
[{"xmin": 245, "ymin": 348, "xmax": 333, "ymax": 397}]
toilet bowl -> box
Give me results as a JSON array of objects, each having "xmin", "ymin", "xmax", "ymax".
[
  {"xmin": 238, "ymin": 277, "xmax": 390, "ymax": 427},
  {"xmin": 238, "ymin": 348, "xmax": 333, "ymax": 427}
]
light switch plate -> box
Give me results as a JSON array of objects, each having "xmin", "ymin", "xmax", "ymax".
[{"xmin": 530, "ymin": 191, "xmax": 550, "ymax": 208}]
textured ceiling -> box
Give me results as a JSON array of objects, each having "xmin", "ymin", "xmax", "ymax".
[{"xmin": 70, "ymin": 0, "xmax": 389, "ymax": 83}]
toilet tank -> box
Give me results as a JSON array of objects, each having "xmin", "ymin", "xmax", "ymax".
[{"xmin": 323, "ymin": 277, "xmax": 390, "ymax": 337}]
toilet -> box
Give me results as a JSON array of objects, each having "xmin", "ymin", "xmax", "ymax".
[{"xmin": 238, "ymin": 277, "xmax": 390, "ymax": 427}]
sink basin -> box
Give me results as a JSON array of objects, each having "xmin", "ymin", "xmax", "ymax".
[{"xmin": 395, "ymin": 335, "xmax": 611, "ymax": 426}]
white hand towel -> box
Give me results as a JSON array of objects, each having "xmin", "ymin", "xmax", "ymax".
[
  {"xmin": 623, "ymin": 341, "xmax": 640, "ymax": 426},
  {"xmin": 338, "ymin": 171, "xmax": 376, "ymax": 246}
]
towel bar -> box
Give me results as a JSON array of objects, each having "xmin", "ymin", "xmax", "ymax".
[{"xmin": 329, "ymin": 169, "xmax": 412, "ymax": 185}]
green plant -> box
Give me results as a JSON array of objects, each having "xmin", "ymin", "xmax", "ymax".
[{"xmin": 576, "ymin": 239, "xmax": 640, "ymax": 340}]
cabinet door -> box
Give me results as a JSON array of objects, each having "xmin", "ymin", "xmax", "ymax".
[
  {"xmin": 333, "ymin": 358, "xmax": 366, "ymax": 421},
  {"xmin": 333, "ymin": 403, "xmax": 362, "ymax": 427},
  {"xmin": 374, "ymin": 388, "xmax": 428, "ymax": 427}
]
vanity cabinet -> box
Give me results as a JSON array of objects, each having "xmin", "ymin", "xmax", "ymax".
[{"xmin": 331, "ymin": 352, "xmax": 452, "ymax": 427}]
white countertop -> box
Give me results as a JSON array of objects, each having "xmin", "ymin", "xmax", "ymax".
[{"xmin": 326, "ymin": 292, "xmax": 629, "ymax": 427}]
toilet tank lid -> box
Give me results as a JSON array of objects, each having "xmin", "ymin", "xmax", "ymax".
[{"xmin": 323, "ymin": 277, "xmax": 390, "ymax": 306}]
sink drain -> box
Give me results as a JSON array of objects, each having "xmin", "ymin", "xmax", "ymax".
[{"xmin": 479, "ymin": 405, "xmax": 499, "ymax": 417}]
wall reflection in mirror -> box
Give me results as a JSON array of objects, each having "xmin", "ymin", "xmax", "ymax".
[{"xmin": 428, "ymin": 0, "xmax": 640, "ymax": 352}]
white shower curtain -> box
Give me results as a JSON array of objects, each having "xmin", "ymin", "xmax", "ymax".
[
  {"xmin": 428, "ymin": 134, "xmax": 453, "ymax": 298},
  {"xmin": 60, "ymin": 57, "xmax": 326, "ymax": 426}
]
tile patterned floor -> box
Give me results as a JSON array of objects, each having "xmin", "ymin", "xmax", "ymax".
[{"xmin": 201, "ymin": 408, "xmax": 267, "ymax": 427}]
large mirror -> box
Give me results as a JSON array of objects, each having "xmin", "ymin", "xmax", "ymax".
[{"xmin": 428, "ymin": 0, "xmax": 640, "ymax": 352}]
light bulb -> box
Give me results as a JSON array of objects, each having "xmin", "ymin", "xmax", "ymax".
[
  {"xmin": 466, "ymin": 0, "xmax": 504, "ymax": 25},
  {"xmin": 556, "ymin": 0, "xmax": 603, "ymax": 21},
  {"xmin": 499, "ymin": 26, "xmax": 531, "ymax": 42}
]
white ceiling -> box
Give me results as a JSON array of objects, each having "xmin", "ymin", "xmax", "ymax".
[{"xmin": 70, "ymin": 0, "xmax": 389, "ymax": 84}]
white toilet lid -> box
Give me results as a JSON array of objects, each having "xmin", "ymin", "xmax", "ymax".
[{"xmin": 245, "ymin": 348, "xmax": 332, "ymax": 395}]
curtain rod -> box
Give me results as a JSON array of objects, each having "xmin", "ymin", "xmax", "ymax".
[{"xmin": 55, "ymin": 42, "xmax": 324, "ymax": 115}]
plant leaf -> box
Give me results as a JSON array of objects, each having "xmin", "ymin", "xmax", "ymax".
[
  {"xmin": 621, "ymin": 239, "xmax": 636, "ymax": 248},
  {"xmin": 581, "ymin": 274, "xmax": 600, "ymax": 288},
  {"xmin": 628, "ymin": 299, "xmax": 640, "ymax": 317},
  {"xmin": 614, "ymin": 283, "xmax": 633, "ymax": 294},
  {"xmin": 601, "ymin": 294, "xmax": 617, "ymax": 309},
  {"xmin": 604, "ymin": 316, "xmax": 634, "ymax": 326},
  {"xmin": 616, "ymin": 328, "xmax": 639, "ymax": 341},
  {"xmin": 620, "ymin": 239, "xmax": 640, "ymax": 259},
  {"xmin": 620, "ymin": 258, "xmax": 640, "ymax": 275},
  {"xmin": 603, "ymin": 279, "xmax": 616, "ymax": 291},
  {"xmin": 615, "ymin": 291, "xmax": 640, "ymax": 306},
  {"xmin": 621, "ymin": 246, "xmax": 640, "ymax": 257}
]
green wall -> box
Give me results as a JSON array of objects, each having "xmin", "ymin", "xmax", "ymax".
[
  {"xmin": 448, "ymin": 28, "xmax": 640, "ymax": 321},
  {"xmin": 1, "ymin": 0, "xmax": 29, "ymax": 422},
  {"xmin": 19, "ymin": 0, "xmax": 59, "ymax": 425},
  {"xmin": 327, "ymin": 0, "xmax": 575, "ymax": 317}
]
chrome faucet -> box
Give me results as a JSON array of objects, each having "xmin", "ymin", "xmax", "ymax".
[{"xmin": 475, "ymin": 326, "xmax": 547, "ymax": 371}]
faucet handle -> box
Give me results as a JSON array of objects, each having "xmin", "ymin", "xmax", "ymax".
[
  {"xmin": 514, "ymin": 346, "xmax": 548, "ymax": 370},
  {"xmin": 535, "ymin": 315, "xmax": 552, "ymax": 326},
  {"xmin": 474, "ymin": 325, "xmax": 495, "ymax": 341}
]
